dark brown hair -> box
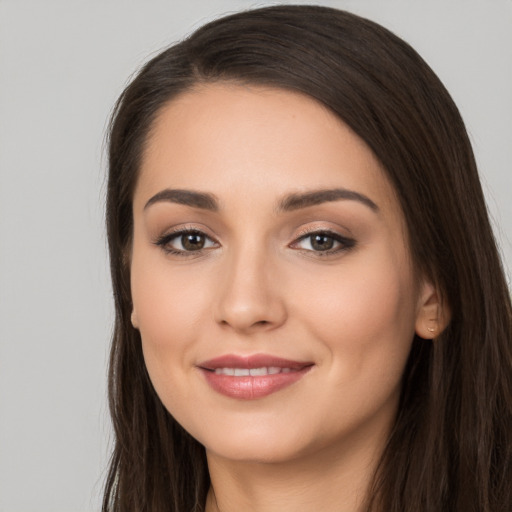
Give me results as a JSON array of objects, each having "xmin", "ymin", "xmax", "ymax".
[{"xmin": 103, "ymin": 5, "xmax": 512, "ymax": 511}]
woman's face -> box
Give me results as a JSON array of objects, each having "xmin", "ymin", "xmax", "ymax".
[{"xmin": 130, "ymin": 84, "xmax": 433, "ymax": 463}]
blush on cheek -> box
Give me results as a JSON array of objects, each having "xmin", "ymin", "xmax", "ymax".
[
  {"xmin": 311, "ymin": 270, "xmax": 403, "ymax": 329},
  {"xmin": 133, "ymin": 261, "xmax": 204, "ymax": 335},
  {"xmin": 306, "ymin": 261, "xmax": 415, "ymax": 371}
]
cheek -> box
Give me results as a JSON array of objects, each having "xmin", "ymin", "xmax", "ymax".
[
  {"xmin": 131, "ymin": 262, "xmax": 211, "ymax": 424},
  {"xmin": 130, "ymin": 250, "xmax": 212, "ymax": 388},
  {"xmin": 298, "ymin": 251, "xmax": 417, "ymax": 379},
  {"xmin": 131, "ymin": 235, "xmax": 215, "ymax": 329}
]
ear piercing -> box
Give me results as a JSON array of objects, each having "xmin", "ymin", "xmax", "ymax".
[{"xmin": 426, "ymin": 320, "xmax": 438, "ymax": 337}]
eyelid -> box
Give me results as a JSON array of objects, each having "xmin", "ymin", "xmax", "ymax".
[
  {"xmin": 290, "ymin": 227, "xmax": 356, "ymax": 254},
  {"xmin": 152, "ymin": 223, "xmax": 355, "ymax": 257},
  {"xmin": 153, "ymin": 224, "xmax": 220, "ymax": 256},
  {"xmin": 293, "ymin": 219, "xmax": 353, "ymax": 236}
]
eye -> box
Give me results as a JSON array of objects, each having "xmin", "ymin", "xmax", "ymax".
[
  {"xmin": 155, "ymin": 229, "xmax": 218, "ymax": 255},
  {"xmin": 292, "ymin": 231, "xmax": 355, "ymax": 254}
]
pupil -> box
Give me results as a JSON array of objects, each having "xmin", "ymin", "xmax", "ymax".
[
  {"xmin": 182, "ymin": 233, "xmax": 205, "ymax": 250},
  {"xmin": 312, "ymin": 234, "xmax": 334, "ymax": 251}
]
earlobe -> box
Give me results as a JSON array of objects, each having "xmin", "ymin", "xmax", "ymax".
[
  {"xmin": 415, "ymin": 281, "xmax": 450, "ymax": 340},
  {"xmin": 131, "ymin": 309, "xmax": 139, "ymax": 329}
]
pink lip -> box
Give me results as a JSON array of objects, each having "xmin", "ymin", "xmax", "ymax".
[{"xmin": 197, "ymin": 354, "xmax": 314, "ymax": 400}]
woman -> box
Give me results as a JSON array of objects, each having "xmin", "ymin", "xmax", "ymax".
[{"xmin": 103, "ymin": 5, "xmax": 512, "ymax": 511}]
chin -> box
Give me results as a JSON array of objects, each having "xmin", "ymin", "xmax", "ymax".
[
  {"xmin": 205, "ymin": 439, "xmax": 305, "ymax": 464},
  {"xmin": 195, "ymin": 420, "xmax": 323, "ymax": 465}
]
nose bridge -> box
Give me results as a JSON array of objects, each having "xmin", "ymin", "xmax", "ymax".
[{"xmin": 214, "ymin": 237, "xmax": 286, "ymax": 332}]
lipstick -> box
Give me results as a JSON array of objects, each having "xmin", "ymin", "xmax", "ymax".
[{"xmin": 197, "ymin": 354, "xmax": 313, "ymax": 400}]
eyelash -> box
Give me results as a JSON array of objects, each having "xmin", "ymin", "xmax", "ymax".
[
  {"xmin": 154, "ymin": 227, "xmax": 356, "ymax": 257},
  {"xmin": 291, "ymin": 229, "xmax": 356, "ymax": 255},
  {"xmin": 154, "ymin": 227, "xmax": 219, "ymax": 256}
]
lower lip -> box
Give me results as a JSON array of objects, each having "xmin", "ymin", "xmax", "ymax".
[{"xmin": 200, "ymin": 367, "xmax": 312, "ymax": 400}]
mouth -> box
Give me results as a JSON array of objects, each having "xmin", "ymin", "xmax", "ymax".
[
  {"xmin": 197, "ymin": 354, "xmax": 314, "ymax": 400},
  {"xmin": 211, "ymin": 366, "xmax": 298, "ymax": 376}
]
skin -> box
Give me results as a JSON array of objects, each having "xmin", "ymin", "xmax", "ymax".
[{"xmin": 130, "ymin": 83, "xmax": 441, "ymax": 512}]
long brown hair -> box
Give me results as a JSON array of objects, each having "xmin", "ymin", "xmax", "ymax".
[{"xmin": 103, "ymin": 5, "xmax": 512, "ymax": 511}]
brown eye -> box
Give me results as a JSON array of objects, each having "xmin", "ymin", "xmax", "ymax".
[
  {"xmin": 181, "ymin": 233, "xmax": 206, "ymax": 251},
  {"xmin": 155, "ymin": 229, "xmax": 218, "ymax": 255},
  {"xmin": 310, "ymin": 234, "xmax": 335, "ymax": 251},
  {"xmin": 292, "ymin": 231, "xmax": 356, "ymax": 254}
]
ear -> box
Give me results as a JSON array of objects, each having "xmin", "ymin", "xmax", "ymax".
[
  {"xmin": 415, "ymin": 280, "xmax": 450, "ymax": 340},
  {"xmin": 131, "ymin": 308, "xmax": 139, "ymax": 330}
]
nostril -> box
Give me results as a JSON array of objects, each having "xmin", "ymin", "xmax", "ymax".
[
  {"xmin": 250, "ymin": 320, "xmax": 271, "ymax": 328},
  {"xmin": 214, "ymin": 287, "xmax": 287, "ymax": 331}
]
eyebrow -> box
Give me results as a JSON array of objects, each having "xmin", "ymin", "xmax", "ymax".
[
  {"xmin": 277, "ymin": 188, "xmax": 379, "ymax": 213},
  {"xmin": 143, "ymin": 187, "xmax": 379, "ymax": 213},
  {"xmin": 144, "ymin": 189, "xmax": 219, "ymax": 211}
]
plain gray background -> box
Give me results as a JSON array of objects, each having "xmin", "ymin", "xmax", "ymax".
[{"xmin": 0, "ymin": 1, "xmax": 510, "ymax": 510}]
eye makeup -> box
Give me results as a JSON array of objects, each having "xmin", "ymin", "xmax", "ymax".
[
  {"xmin": 153, "ymin": 224, "xmax": 356, "ymax": 259},
  {"xmin": 153, "ymin": 226, "xmax": 219, "ymax": 256},
  {"xmin": 291, "ymin": 228, "xmax": 356, "ymax": 256}
]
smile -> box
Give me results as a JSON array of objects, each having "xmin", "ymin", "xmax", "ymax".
[
  {"xmin": 213, "ymin": 367, "xmax": 296, "ymax": 376},
  {"xmin": 198, "ymin": 354, "xmax": 314, "ymax": 400}
]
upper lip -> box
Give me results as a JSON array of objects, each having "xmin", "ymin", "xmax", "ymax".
[{"xmin": 198, "ymin": 354, "xmax": 313, "ymax": 371}]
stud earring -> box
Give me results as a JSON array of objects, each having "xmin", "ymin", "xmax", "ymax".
[{"xmin": 427, "ymin": 326, "xmax": 436, "ymax": 333}]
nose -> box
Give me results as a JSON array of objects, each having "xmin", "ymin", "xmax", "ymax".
[{"xmin": 213, "ymin": 246, "xmax": 287, "ymax": 334}]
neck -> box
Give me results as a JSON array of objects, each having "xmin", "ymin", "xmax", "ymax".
[{"xmin": 204, "ymin": 425, "xmax": 388, "ymax": 512}]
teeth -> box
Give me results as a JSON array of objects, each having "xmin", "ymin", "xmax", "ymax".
[
  {"xmin": 214, "ymin": 367, "xmax": 235, "ymax": 376},
  {"xmin": 249, "ymin": 367, "xmax": 267, "ymax": 376},
  {"xmin": 213, "ymin": 367, "xmax": 295, "ymax": 376}
]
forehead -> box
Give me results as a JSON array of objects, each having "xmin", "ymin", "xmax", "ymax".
[{"xmin": 135, "ymin": 83, "xmax": 401, "ymax": 218}]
